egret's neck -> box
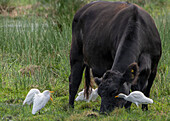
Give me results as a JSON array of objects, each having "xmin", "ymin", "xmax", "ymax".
[{"xmin": 123, "ymin": 95, "xmax": 128, "ymax": 100}]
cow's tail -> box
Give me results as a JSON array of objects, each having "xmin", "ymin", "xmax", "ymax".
[{"xmin": 84, "ymin": 65, "xmax": 92, "ymax": 99}]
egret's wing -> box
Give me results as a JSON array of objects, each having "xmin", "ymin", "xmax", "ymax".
[
  {"xmin": 23, "ymin": 89, "xmax": 40, "ymax": 105},
  {"xmin": 132, "ymin": 94, "xmax": 153, "ymax": 104},
  {"xmin": 131, "ymin": 93, "xmax": 144, "ymax": 99},
  {"xmin": 32, "ymin": 94, "xmax": 50, "ymax": 114},
  {"xmin": 78, "ymin": 90, "xmax": 84, "ymax": 96},
  {"xmin": 78, "ymin": 88, "xmax": 93, "ymax": 96},
  {"xmin": 92, "ymin": 88, "xmax": 95, "ymax": 92},
  {"xmin": 87, "ymin": 93, "xmax": 93, "ymax": 102},
  {"xmin": 76, "ymin": 89, "xmax": 86, "ymax": 101},
  {"xmin": 127, "ymin": 92, "xmax": 153, "ymax": 105},
  {"xmin": 75, "ymin": 94, "xmax": 86, "ymax": 101},
  {"xmin": 127, "ymin": 92, "xmax": 144, "ymax": 103},
  {"xmin": 86, "ymin": 89, "xmax": 94, "ymax": 102},
  {"xmin": 76, "ymin": 91, "xmax": 91, "ymax": 102},
  {"xmin": 91, "ymin": 88, "xmax": 98, "ymax": 101},
  {"xmin": 94, "ymin": 88, "xmax": 98, "ymax": 92},
  {"xmin": 91, "ymin": 93, "xmax": 99, "ymax": 101}
]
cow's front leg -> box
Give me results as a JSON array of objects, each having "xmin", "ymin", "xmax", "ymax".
[{"xmin": 69, "ymin": 61, "xmax": 85, "ymax": 108}]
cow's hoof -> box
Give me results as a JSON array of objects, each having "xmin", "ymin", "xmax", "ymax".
[
  {"xmin": 142, "ymin": 104, "xmax": 148, "ymax": 111},
  {"xmin": 99, "ymin": 111, "xmax": 109, "ymax": 115},
  {"xmin": 92, "ymin": 109, "xmax": 99, "ymax": 112},
  {"xmin": 68, "ymin": 104, "xmax": 74, "ymax": 109},
  {"xmin": 86, "ymin": 112, "xmax": 98, "ymax": 117}
]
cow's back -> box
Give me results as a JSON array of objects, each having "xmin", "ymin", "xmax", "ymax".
[{"xmin": 72, "ymin": 1, "xmax": 161, "ymax": 75}]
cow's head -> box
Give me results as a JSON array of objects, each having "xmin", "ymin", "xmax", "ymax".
[{"xmin": 95, "ymin": 63, "xmax": 139, "ymax": 113}]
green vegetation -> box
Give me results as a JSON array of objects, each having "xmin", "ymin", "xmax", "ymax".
[{"xmin": 0, "ymin": 0, "xmax": 169, "ymax": 120}]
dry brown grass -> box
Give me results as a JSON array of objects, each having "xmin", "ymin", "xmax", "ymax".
[{"xmin": 18, "ymin": 65, "xmax": 40, "ymax": 76}]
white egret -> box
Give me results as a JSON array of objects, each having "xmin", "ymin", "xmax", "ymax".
[
  {"xmin": 32, "ymin": 90, "xmax": 54, "ymax": 114},
  {"xmin": 23, "ymin": 89, "xmax": 40, "ymax": 108},
  {"xmin": 75, "ymin": 88, "xmax": 98, "ymax": 102},
  {"xmin": 115, "ymin": 91, "xmax": 153, "ymax": 107}
]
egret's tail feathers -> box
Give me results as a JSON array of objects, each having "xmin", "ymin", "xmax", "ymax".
[
  {"xmin": 75, "ymin": 96, "xmax": 80, "ymax": 101},
  {"xmin": 23, "ymin": 100, "xmax": 26, "ymax": 105},
  {"xmin": 143, "ymin": 97, "xmax": 153, "ymax": 104},
  {"xmin": 75, "ymin": 94, "xmax": 85, "ymax": 101},
  {"xmin": 78, "ymin": 89, "xmax": 84, "ymax": 96},
  {"xmin": 148, "ymin": 98, "xmax": 153, "ymax": 104},
  {"xmin": 32, "ymin": 108, "xmax": 38, "ymax": 114},
  {"xmin": 32, "ymin": 111, "xmax": 36, "ymax": 115}
]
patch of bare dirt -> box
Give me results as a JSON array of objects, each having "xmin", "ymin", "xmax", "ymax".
[
  {"xmin": 0, "ymin": 3, "xmax": 40, "ymax": 17},
  {"xmin": 18, "ymin": 65, "xmax": 41, "ymax": 76}
]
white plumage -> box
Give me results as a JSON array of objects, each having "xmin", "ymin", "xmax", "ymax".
[
  {"xmin": 115, "ymin": 91, "xmax": 153, "ymax": 107},
  {"xmin": 75, "ymin": 88, "xmax": 98, "ymax": 102},
  {"xmin": 32, "ymin": 90, "xmax": 53, "ymax": 114},
  {"xmin": 23, "ymin": 89, "xmax": 40, "ymax": 106}
]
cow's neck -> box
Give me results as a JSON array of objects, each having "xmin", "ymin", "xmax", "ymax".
[
  {"xmin": 111, "ymin": 6, "xmax": 140, "ymax": 73},
  {"xmin": 111, "ymin": 33, "xmax": 140, "ymax": 73}
]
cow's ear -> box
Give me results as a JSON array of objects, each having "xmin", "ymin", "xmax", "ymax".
[
  {"xmin": 123, "ymin": 63, "xmax": 139, "ymax": 84},
  {"xmin": 94, "ymin": 77, "xmax": 102, "ymax": 86}
]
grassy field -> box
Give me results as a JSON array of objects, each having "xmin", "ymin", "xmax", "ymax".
[{"xmin": 0, "ymin": 0, "xmax": 169, "ymax": 120}]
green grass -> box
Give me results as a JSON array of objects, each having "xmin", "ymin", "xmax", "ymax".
[{"xmin": 0, "ymin": 0, "xmax": 170, "ymax": 120}]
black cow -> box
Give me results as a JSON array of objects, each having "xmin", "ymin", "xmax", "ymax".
[{"xmin": 69, "ymin": 1, "xmax": 162, "ymax": 112}]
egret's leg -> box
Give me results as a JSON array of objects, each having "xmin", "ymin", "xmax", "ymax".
[
  {"xmin": 39, "ymin": 111, "xmax": 40, "ymax": 114},
  {"xmin": 30, "ymin": 105, "xmax": 31, "ymax": 109},
  {"xmin": 135, "ymin": 102, "xmax": 139, "ymax": 107}
]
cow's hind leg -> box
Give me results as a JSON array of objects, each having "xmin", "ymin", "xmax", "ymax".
[
  {"xmin": 126, "ymin": 54, "xmax": 151, "ymax": 110},
  {"xmin": 141, "ymin": 56, "xmax": 160, "ymax": 111},
  {"xmin": 69, "ymin": 59, "xmax": 85, "ymax": 108},
  {"xmin": 141, "ymin": 66, "xmax": 157, "ymax": 110},
  {"xmin": 69, "ymin": 25, "xmax": 85, "ymax": 107},
  {"xmin": 137, "ymin": 68, "xmax": 151, "ymax": 111}
]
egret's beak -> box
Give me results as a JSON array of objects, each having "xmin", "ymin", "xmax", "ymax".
[
  {"xmin": 115, "ymin": 95, "xmax": 118, "ymax": 98},
  {"xmin": 50, "ymin": 97, "xmax": 53, "ymax": 102},
  {"xmin": 49, "ymin": 91, "xmax": 54, "ymax": 102},
  {"xmin": 50, "ymin": 91, "xmax": 54, "ymax": 93}
]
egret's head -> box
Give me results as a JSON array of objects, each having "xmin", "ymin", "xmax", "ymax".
[
  {"xmin": 95, "ymin": 63, "xmax": 139, "ymax": 113},
  {"xmin": 115, "ymin": 93, "xmax": 127, "ymax": 99},
  {"xmin": 43, "ymin": 90, "xmax": 54, "ymax": 101},
  {"xmin": 43, "ymin": 90, "xmax": 54, "ymax": 94}
]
